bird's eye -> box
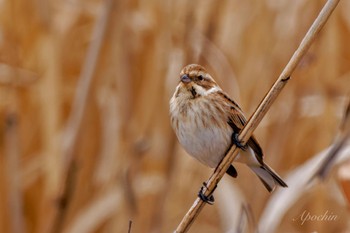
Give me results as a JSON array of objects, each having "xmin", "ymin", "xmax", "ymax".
[{"xmin": 198, "ymin": 75, "xmax": 204, "ymax": 81}]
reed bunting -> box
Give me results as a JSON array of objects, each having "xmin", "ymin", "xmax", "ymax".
[{"xmin": 170, "ymin": 64, "xmax": 287, "ymax": 199}]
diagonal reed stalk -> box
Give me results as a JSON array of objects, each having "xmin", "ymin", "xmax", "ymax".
[{"xmin": 174, "ymin": 0, "xmax": 340, "ymax": 232}]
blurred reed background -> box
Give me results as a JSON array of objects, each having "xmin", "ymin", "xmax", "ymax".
[{"xmin": 1, "ymin": 0, "xmax": 350, "ymax": 232}]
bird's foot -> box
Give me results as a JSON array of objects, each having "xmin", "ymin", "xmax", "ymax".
[
  {"xmin": 198, "ymin": 182, "xmax": 216, "ymax": 205},
  {"xmin": 232, "ymin": 132, "xmax": 247, "ymax": 150}
]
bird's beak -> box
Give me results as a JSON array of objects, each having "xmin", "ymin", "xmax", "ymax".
[{"xmin": 181, "ymin": 74, "xmax": 191, "ymax": 83}]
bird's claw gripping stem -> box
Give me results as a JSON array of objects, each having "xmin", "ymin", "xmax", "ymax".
[{"xmin": 198, "ymin": 182, "xmax": 216, "ymax": 205}]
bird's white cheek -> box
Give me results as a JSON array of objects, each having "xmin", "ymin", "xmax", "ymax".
[
  {"xmin": 193, "ymin": 85, "xmax": 207, "ymax": 96},
  {"xmin": 206, "ymin": 86, "xmax": 221, "ymax": 95},
  {"xmin": 193, "ymin": 85, "xmax": 221, "ymax": 96}
]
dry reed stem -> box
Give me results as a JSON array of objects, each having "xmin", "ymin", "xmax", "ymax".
[
  {"xmin": 259, "ymin": 145, "xmax": 350, "ymax": 233},
  {"xmin": 312, "ymin": 97, "xmax": 350, "ymax": 179},
  {"xmin": 174, "ymin": 0, "xmax": 340, "ymax": 232},
  {"xmin": 52, "ymin": 0, "xmax": 115, "ymax": 232},
  {"xmin": 63, "ymin": 187, "xmax": 122, "ymax": 233},
  {"xmin": 4, "ymin": 114, "xmax": 26, "ymax": 233}
]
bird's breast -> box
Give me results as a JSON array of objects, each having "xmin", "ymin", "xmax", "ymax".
[{"xmin": 171, "ymin": 97, "xmax": 233, "ymax": 168}]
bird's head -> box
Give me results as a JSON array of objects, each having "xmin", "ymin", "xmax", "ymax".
[{"xmin": 176, "ymin": 64, "xmax": 220, "ymax": 99}]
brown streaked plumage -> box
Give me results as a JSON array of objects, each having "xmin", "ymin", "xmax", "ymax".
[{"xmin": 170, "ymin": 64, "xmax": 287, "ymax": 192}]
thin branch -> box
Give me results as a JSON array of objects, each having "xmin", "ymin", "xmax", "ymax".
[
  {"xmin": 128, "ymin": 220, "xmax": 133, "ymax": 233},
  {"xmin": 174, "ymin": 0, "xmax": 340, "ymax": 232}
]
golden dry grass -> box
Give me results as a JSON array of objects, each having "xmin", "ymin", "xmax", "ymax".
[{"xmin": 0, "ymin": 0, "xmax": 350, "ymax": 233}]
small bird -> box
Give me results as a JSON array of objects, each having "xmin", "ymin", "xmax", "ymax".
[{"xmin": 170, "ymin": 64, "xmax": 287, "ymax": 199}]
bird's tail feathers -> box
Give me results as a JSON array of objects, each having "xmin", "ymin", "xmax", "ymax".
[{"xmin": 250, "ymin": 164, "xmax": 288, "ymax": 192}]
